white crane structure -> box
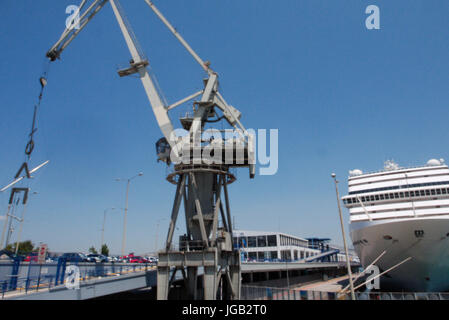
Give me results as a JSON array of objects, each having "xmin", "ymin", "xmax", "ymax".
[{"xmin": 46, "ymin": 0, "xmax": 255, "ymax": 300}]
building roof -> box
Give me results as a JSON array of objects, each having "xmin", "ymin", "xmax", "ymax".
[{"xmin": 232, "ymin": 230, "xmax": 309, "ymax": 242}]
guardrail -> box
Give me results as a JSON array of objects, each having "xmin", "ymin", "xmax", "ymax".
[
  {"xmin": 0, "ymin": 261, "xmax": 156, "ymax": 298},
  {"xmin": 241, "ymin": 285, "xmax": 449, "ymax": 300}
]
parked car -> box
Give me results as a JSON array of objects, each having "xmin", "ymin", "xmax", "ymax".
[
  {"xmin": 24, "ymin": 252, "xmax": 38, "ymax": 262},
  {"xmin": 120, "ymin": 253, "xmax": 135, "ymax": 263},
  {"xmin": 61, "ymin": 252, "xmax": 89, "ymax": 262},
  {"xmin": 87, "ymin": 254, "xmax": 107, "ymax": 263},
  {"xmin": 128, "ymin": 256, "xmax": 147, "ymax": 263},
  {"xmin": 104, "ymin": 256, "xmax": 114, "ymax": 263},
  {"xmin": 147, "ymin": 256, "xmax": 158, "ymax": 264},
  {"xmin": 46, "ymin": 256, "xmax": 58, "ymax": 263}
]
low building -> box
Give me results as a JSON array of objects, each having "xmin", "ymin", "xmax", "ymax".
[
  {"xmin": 232, "ymin": 230, "xmax": 327, "ymax": 262},
  {"xmin": 232, "ymin": 230, "xmax": 359, "ymax": 263}
]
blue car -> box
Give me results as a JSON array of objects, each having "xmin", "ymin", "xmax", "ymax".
[{"xmin": 60, "ymin": 252, "xmax": 88, "ymax": 263}]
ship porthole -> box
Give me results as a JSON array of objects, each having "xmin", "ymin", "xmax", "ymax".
[{"xmin": 383, "ymin": 235, "xmax": 393, "ymax": 240}]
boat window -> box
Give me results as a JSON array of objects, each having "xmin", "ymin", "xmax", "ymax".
[
  {"xmin": 437, "ymin": 189, "xmax": 441, "ymax": 195},
  {"xmin": 431, "ymin": 189, "xmax": 436, "ymax": 195},
  {"xmin": 420, "ymin": 190, "xmax": 425, "ymax": 196},
  {"xmin": 425, "ymin": 190, "xmax": 430, "ymax": 196},
  {"xmin": 405, "ymin": 192, "xmax": 409, "ymax": 197},
  {"xmin": 384, "ymin": 194, "xmax": 389, "ymax": 199},
  {"xmin": 394, "ymin": 193, "xmax": 399, "ymax": 199},
  {"xmin": 443, "ymin": 189, "xmax": 447, "ymax": 194},
  {"xmin": 390, "ymin": 193, "xmax": 394, "ymax": 199},
  {"xmin": 399, "ymin": 192, "xmax": 404, "ymax": 198},
  {"xmin": 410, "ymin": 191, "xmax": 415, "ymax": 197},
  {"xmin": 361, "ymin": 196, "xmax": 366, "ymax": 202},
  {"xmin": 380, "ymin": 194, "xmax": 384, "ymax": 200},
  {"xmin": 370, "ymin": 195, "xmax": 375, "ymax": 201},
  {"xmin": 375, "ymin": 195, "xmax": 379, "ymax": 200}
]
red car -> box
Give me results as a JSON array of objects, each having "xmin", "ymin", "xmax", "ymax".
[
  {"xmin": 24, "ymin": 252, "xmax": 38, "ymax": 262},
  {"xmin": 128, "ymin": 256, "xmax": 148, "ymax": 263}
]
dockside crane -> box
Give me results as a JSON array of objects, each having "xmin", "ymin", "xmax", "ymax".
[{"xmin": 46, "ymin": 0, "xmax": 255, "ymax": 300}]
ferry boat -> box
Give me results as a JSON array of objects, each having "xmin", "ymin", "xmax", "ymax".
[{"xmin": 342, "ymin": 159, "xmax": 449, "ymax": 292}]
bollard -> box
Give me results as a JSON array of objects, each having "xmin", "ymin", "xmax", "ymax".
[{"xmin": 36, "ymin": 264, "xmax": 42, "ymax": 292}]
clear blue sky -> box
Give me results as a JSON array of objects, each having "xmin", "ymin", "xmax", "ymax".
[{"xmin": 0, "ymin": 1, "xmax": 448, "ymax": 254}]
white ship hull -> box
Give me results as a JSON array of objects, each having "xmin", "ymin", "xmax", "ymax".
[{"xmin": 350, "ymin": 216, "xmax": 449, "ymax": 292}]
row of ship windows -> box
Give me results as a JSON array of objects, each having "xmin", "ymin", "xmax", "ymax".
[
  {"xmin": 343, "ymin": 188, "xmax": 449, "ymax": 205},
  {"xmin": 348, "ymin": 181, "xmax": 449, "ymax": 195}
]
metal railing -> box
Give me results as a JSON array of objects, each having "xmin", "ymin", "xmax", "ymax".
[
  {"xmin": 0, "ymin": 261, "xmax": 156, "ymax": 298},
  {"xmin": 241, "ymin": 285, "xmax": 449, "ymax": 300}
]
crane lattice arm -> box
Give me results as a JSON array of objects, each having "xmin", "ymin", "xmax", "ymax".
[
  {"xmin": 47, "ymin": 0, "xmax": 109, "ymax": 61},
  {"xmin": 46, "ymin": 0, "xmax": 255, "ymax": 176}
]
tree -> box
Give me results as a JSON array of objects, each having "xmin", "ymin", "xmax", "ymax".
[
  {"xmin": 101, "ymin": 244, "xmax": 109, "ymax": 256},
  {"xmin": 88, "ymin": 246, "xmax": 98, "ymax": 254},
  {"xmin": 5, "ymin": 240, "xmax": 35, "ymax": 255}
]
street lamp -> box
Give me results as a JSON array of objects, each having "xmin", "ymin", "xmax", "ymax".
[
  {"xmin": 14, "ymin": 191, "xmax": 38, "ymax": 254},
  {"xmin": 115, "ymin": 172, "xmax": 143, "ymax": 257},
  {"xmin": 101, "ymin": 207, "xmax": 116, "ymax": 250},
  {"xmin": 331, "ymin": 173, "xmax": 356, "ymax": 300},
  {"xmin": 155, "ymin": 217, "xmax": 167, "ymax": 252}
]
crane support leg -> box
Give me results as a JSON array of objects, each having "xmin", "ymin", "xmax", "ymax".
[{"xmin": 157, "ymin": 164, "xmax": 241, "ymax": 300}]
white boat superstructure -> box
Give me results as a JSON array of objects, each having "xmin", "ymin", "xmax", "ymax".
[{"xmin": 343, "ymin": 159, "xmax": 449, "ymax": 291}]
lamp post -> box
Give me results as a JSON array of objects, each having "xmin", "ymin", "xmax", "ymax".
[
  {"xmin": 115, "ymin": 172, "xmax": 143, "ymax": 257},
  {"xmin": 14, "ymin": 191, "xmax": 38, "ymax": 255},
  {"xmin": 101, "ymin": 207, "xmax": 116, "ymax": 251},
  {"xmin": 155, "ymin": 218, "xmax": 167, "ymax": 252},
  {"xmin": 331, "ymin": 173, "xmax": 356, "ymax": 300}
]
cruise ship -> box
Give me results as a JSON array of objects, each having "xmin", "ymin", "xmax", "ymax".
[{"xmin": 342, "ymin": 159, "xmax": 449, "ymax": 292}]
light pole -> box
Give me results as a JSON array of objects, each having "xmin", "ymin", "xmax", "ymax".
[
  {"xmin": 332, "ymin": 173, "xmax": 356, "ymax": 300},
  {"xmin": 155, "ymin": 217, "xmax": 167, "ymax": 253},
  {"xmin": 14, "ymin": 191, "xmax": 38, "ymax": 255},
  {"xmin": 101, "ymin": 207, "xmax": 116, "ymax": 251},
  {"xmin": 115, "ymin": 172, "xmax": 143, "ymax": 257}
]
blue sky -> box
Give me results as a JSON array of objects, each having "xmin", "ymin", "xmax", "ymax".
[{"xmin": 0, "ymin": 1, "xmax": 448, "ymax": 254}]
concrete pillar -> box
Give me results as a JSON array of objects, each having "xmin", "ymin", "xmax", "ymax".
[
  {"xmin": 229, "ymin": 264, "xmax": 241, "ymax": 299},
  {"xmin": 203, "ymin": 266, "xmax": 217, "ymax": 300},
  {"xmin": 187, "ymin": 267, "xmax": 198, "ymax": 299},
  {"xmin": 157, "ymin": 266, "xmax": 170, "ymax": 300}
]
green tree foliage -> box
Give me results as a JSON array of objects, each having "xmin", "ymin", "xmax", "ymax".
[
  {"xmin": 88, "ymin": 246, "xmax": 98, "ymax": 254},
  {"xmin": 5, "ymin": 240, "xmax": 35, "ymax": 255},
  {"xmin": 101, "ymin": 244, "xmax": 109, "ymax": 256}
]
